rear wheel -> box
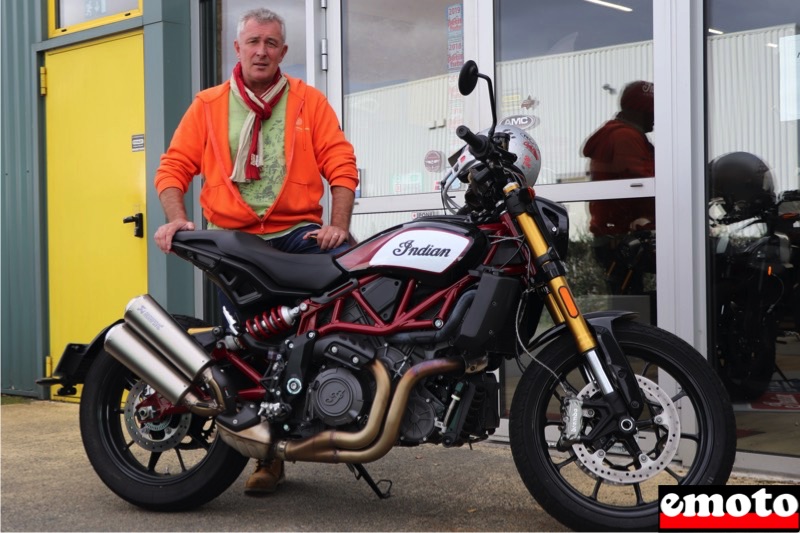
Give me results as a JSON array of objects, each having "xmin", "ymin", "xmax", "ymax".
[
  {"xmin": 509, "ymin": 320, "xmax": 735, "ymax": 532},
  {"xmin": 79, "ymin": 318, "xmax": 249, "ymax": 511}
]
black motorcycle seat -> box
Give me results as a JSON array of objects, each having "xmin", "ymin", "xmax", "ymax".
[{"xmin": 172, "ymin": 230, "xmax": 348, "ymax": 292}]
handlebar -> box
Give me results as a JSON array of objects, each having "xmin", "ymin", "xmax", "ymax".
[{"xmin": 456, "ymin": 125, "xmax": 491, "ymax": 160}]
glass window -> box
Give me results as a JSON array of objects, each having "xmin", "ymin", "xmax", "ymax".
[
  {"xmin": 494, "ymin": 0, "xmax": 655, "ymax": 306},
  {"xmin": 495, "ymin": 0, "xmax": 653, "ymax": 185},
  {"xmin": 342, "ymin": 0, "xmax": 463, "ymax": 198},
  {"xmin": 51, "ymin": 0, "xmax": 140, "ymax": 36},
  {"xmin": 494, "ymin": 0, "xmax": 655, "ymax": 418},
  {"xmin": 706, "ymin": 0, "xmax": 800, "ymax": 458},
  {"xmin": 500, "ymin": 199, "xmax": 656, "ymax": 414},
  {"xmin": 352, "ymin": 210, "xmax": 447, "ymax": 244},
  {"xmin": 220, "ymin": 1, "xmax": 306, "ymax": 82}
]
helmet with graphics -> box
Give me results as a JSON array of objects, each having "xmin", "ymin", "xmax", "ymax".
[
  {"xmin": 709, "ymin": 151, "xmax": 776, "ymax": 221},
  {"xmin": 492, "ymin": 124, "xmax": 542, "ymax": 186},
  {"xmin": 450, "ymin": 124, "xmax": 541, "ymax": 187}
]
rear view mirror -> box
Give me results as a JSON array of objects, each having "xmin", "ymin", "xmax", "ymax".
[{"xmin": 458, "ymin": 60, "xmax": 479, "ymax": 95}]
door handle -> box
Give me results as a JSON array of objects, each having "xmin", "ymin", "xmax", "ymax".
[{"xmin": 123, "ymin": 212, "xmax": 144, "ymax": 238}]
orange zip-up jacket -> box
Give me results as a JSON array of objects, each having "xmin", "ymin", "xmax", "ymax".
[{"xmin": 154, "ymin": 76, "xmax": 358, "ymax": 235}]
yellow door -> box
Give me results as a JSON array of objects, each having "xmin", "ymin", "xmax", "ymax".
[{"xmin": 45, "ymin": 32, "xmax": 148, "ymax": 401}]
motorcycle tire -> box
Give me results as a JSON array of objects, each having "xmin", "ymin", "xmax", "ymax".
[
  {"xmin": 509, "ymin": 320, "xmax": 735, "ymax": 532},
  {"xmin": 79, "ymin": 316, "xmax": 249, "ymax": 511}
]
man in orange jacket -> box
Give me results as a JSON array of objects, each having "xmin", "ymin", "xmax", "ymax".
[
  {"xmin": 583, "ymin": 80, "xmax": 655, "ymax": 295},
  {"xmin": 153, "ymin": 7, "xmax": 358, "ymax": 495},
  {"xmin": 154, "ymin": 9, "xmax": 358, "ymax": 256}
]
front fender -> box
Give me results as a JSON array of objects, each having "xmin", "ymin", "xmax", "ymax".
[
  {"xmin": 529, "ymin": 311, "xmax": 637, "ymax": 351},
  {"xmin": 529, "ymin": 311, "xmax": 644, "ymax": 418},
  {"xmin": 36, "ymin": 320, "xmax": 123, "ymax": 396}
]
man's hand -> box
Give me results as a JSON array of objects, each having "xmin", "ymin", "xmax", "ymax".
[
  {"xmin": 303, "ymin": 225, "xmax": 348, "ymax": 251},
  {"xmin": 155, "ymin": 187, "xmax": 194, "ymax": 253},
  {"xmin": 154, "ymin": 219, "xmax": 196, "ymax": 253}
]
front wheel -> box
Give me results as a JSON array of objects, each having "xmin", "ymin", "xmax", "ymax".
[
  {"xmin": 509, "ymin": 320, "xmax": 735, "ymax": 532},
  {"xmin": 79, "ymin": 347, "xmax": 249, "ymax": 511}
]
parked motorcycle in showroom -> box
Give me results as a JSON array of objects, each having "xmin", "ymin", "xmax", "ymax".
[
  {"xmin": 709, "ymin": 151, "xmax": 800, "ymax": 401},
  {"xmin": 584, "ymin": 152, "xmax": 800, "ymax": 404},
  {"xmin": 39, "ymin": 61, "xmax": 735, "ymax": 532}
]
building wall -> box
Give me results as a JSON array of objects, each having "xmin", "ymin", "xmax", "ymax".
[
  {"xmin": 1, "ymin": 1, "xmax": 47, "ymax": 396},
  {"xmin": 0, "ymin": 0, "xmax": 195, "ymax": 398}
]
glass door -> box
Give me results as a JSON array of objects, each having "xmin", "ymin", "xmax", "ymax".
[
  {"xmin": 705, "ymin": 0, "xmax": 800, "ymax": 458},
  {"xmin": 339, "ymin": 0, "xmax": 469, "ymax": 240},
  {"xmin": 493, "ymin": 0, "xmax": 656, "ymax": 423}
]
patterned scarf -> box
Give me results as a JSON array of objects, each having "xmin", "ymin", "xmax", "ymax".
[{"xmin": 229, "ymin": 62, "xmax": 288, "ymax": 182}]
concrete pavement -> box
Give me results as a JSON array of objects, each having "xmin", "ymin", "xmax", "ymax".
[
  {"xmin": 1, "ymin": 400, "xmax": 567, "ymax": 532},
  {"xmin": 1, "ymin": 400, "xmax": 796, "ymax": 532}
]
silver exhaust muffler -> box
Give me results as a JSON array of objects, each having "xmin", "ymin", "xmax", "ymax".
[
  {"xmin": 104, "ymin": 295, "xmax": 221, "ymax": 414},
  {"xmin": 123, "ymin": 294, "xmax": 213, "ymax": 379},
  {"xmin": 104, "ymin": 323, "xmax": 194, "ymax": 405}
]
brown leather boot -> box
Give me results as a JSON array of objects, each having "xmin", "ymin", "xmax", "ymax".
[{"xmin": 244, "ymin": 458, "xmax": 285, "ymax": 495}]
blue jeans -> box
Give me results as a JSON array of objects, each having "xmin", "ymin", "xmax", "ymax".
[{"xmin": 265, "ymin": 223, "xmax": 350, "ymax": 255}]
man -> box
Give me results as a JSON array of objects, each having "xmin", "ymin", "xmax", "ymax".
[
  {"xmin": 153, "ymin": 8, "xmax": 359, "ymax": 495},
  {"xmin": 582, "ymin": 80, "xmax": 655, "ymax": 295}
]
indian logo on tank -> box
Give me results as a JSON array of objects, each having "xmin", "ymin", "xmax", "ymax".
[{"xmin": 369, "ymin": 229, "xmax": 470, "ymax": 273}]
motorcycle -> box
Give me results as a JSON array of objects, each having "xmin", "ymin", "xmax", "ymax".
[
  {"xmin": 710, "ymin": 188, "xmax": 800, "ymax": 401},
  {"xmin": 40, "ymin": 61, "xmax": 735, "ymax": 532}
]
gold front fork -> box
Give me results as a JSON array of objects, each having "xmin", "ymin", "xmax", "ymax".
[{"xmin": 505, "ymin": 183, "xmax": 596, "ymax": 355}]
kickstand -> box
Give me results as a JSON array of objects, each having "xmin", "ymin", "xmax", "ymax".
[{"xmin": 346, "ymin": 463, "xmax": 392, "ymax": 499}]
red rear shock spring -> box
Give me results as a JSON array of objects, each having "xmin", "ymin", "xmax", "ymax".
[{"xmin": 244, "ymin": 304, "xmax": 305, "ymax": 340}]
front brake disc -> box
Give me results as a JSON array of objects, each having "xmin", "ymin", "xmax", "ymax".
[{"xmin": 571, "ymin": 375, "xmax": 681, "ymax": 484}]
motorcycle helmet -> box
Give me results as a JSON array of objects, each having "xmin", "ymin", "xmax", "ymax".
[
  {"xmin": 709, "ymin": 151, "xmax": 775, "ymax": 221},
  {"xmin": 493, "ymin": 124, "xmax": 542, "ymax": 187},
  {"xmin": 450, "ymin": 124, "xmax": 541, "ymax": 184}
]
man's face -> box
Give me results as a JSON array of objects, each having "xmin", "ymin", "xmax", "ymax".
[{"xmin": 234, "ymin": 19, "xmax": 288, "ymax": 92}]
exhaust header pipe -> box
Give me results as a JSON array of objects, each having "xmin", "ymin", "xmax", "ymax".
[{"xmin": 104, "ymin": 295, "xmax": 220, "ymax": 413}]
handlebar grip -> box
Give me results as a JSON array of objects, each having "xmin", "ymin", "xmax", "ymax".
[{"xmin": 456, "ymin": 125, "xmax": 489, "ymax": 156}]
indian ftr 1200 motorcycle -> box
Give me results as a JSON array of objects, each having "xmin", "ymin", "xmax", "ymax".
[{"xmin": 41, "ymin": 61, "xmax": 735, "ymax": 532}]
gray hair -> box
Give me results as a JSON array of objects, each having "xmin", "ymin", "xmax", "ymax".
[{"xmin": 237, "ymin": 8, "xmax": 286, "ymax": 42}]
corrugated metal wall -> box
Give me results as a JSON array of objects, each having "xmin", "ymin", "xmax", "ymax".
[
  {"xmin": 344, "ymin": 41, "xmax": 654, "ymax": 195},
  {"xmin": 345, "ymin": 75, "xmax": 451, "ymax": 197},
  {"xmin": 1, "ymin": 1, "xmax": 48, "ymax": 397},
  {"xmin": 496, "ymin": 41, "xmax": 653, "ymax": 184},
  {"xmin": 708, "ymin": 25, "xmax": 799, "ymax": 193},
  {"xmin": 346, "ymin": 25, "xmax": 797, "ymax": 195}
]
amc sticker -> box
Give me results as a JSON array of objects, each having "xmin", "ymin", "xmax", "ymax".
[{"xmin": 369, "ymin": 229, "xmax": 470, "ymax": 273}]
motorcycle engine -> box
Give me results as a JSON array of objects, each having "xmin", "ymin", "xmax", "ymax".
[
  {"xmin": 399, "ymin": 387, "xmax": 445, "ymax": 443},
  {"xmin": 308, "ymin": 367, "xmax": 366, "ymax": 427}
]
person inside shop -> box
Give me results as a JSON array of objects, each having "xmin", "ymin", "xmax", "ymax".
[
  {"xmin": 153, "ymin": 7, "xmax": 359, "ymax": 496},
  {"xmin": 582, "ymin": 80, "xmax": 655, "ymax": 296}
]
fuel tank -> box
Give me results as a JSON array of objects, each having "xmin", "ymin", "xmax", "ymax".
[{"xmin": 337, "ymin": 216, "xmax": 488, "ymax": 286}]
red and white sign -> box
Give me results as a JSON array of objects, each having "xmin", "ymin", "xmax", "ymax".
[
  {"xmin": 659, "ymin": 485, "xmax": 800, "ymax": 531},
  {"xmin": 424, "ymin": 150, "xmax": 444, "ymax": 172}
]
